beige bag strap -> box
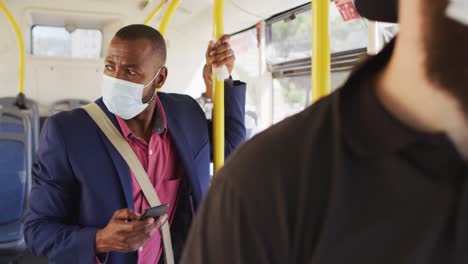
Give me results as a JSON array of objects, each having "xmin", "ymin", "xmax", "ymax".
[{"xmin": 83, "ymin": 103, "xmax": 174, "ymax": 264}]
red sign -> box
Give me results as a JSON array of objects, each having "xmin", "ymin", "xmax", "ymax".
[{"xmin": 334, "ymin": 0, "xmax": 361, "ymax": 22}]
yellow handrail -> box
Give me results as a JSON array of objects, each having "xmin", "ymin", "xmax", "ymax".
[
  {"xmin": 0, "ymin": 0, "xmax": 25, "ymax": 94},
  {"xmin": 144, "ymin": 0, "xmax": 167, "ymax": 25},
  {"xmin": 312, "ymin": 0, "xmax": 330, "ymax": 102},
  {"xmin": 213, "ymin": 0, "xmax": 225, "ymax": 173},
  {"xmin": 159, "ymin": 0, "xmax": 181, "ymax": 36}
]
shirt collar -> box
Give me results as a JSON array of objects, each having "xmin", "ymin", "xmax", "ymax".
[
  {"xmin": 153, "ymin": 95, "xmax": 167, "ymax": 135},
  {"xmin": 116, "ymin": 95, "xmax": 168, "ymax": 140}
]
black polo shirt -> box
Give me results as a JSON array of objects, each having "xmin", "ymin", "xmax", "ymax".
[{"xmin": 180, "ymin": 41, "xmax": 468, "ymax": 264}]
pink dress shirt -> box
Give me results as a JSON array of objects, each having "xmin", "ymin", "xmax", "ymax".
[{"xmin": 96, "ymin": 96, "xmax": 184, "ymax": 264}]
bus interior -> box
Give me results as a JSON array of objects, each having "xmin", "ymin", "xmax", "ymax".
[{"xmin": 0, "ymin": 0, "xmax": 399, "ymax": 263}]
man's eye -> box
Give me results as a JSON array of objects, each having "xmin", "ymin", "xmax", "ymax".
[
  {"xmin": 105, "ymin": 65, "xmax": 114, "ymax": 71},
  {"xmin": 127, "ymin": 70, "xmax": 137, "ymax": 76}
]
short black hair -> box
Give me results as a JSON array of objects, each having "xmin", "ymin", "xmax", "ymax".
[{"xmin": 114, "ymin": 24, "xmax": 167, "ymax": 64}]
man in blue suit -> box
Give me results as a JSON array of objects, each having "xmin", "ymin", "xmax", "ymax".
[{"xmin": 24, "ymin": 24, "xmax": 246, "ymax": 264}]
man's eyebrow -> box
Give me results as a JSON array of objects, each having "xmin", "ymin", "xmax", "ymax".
[
  {"xmin": 104, "ymin": 59, "xmax": 138, "ymax": 68},
  {"xmin": 121, "ymin": 63, "xmax": 138, "ymax": 68}
]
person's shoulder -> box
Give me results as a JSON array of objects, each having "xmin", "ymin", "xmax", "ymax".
[
  {"xmin": 44, "ymin": 106, "xmax": 94, "ymax": 135},
  {"xmin": 47, "ymin": 107, "xmax": 84, "ymax": 124},
  {"xmin": 159, "ymin": 92, "xmax": 198, "ymax": 104},
  {"xmin": 158, "ymin": 92, "xmax": 205, "ymax": 118},
  {"xmin": 214, "ymin": 90, "xmax": 340, "ymax": 194}
]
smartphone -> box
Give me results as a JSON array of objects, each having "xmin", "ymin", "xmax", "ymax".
[{"xmin": 138, "ymin": 204, "xmax": 169, "ymax": 221}]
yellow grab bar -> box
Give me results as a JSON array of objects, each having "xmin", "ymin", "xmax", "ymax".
[
  {"xmin": 159, "ymin": 0, "xmax": 181, "ymax": 36},
  {"xmin": 213, "ymin": 0, "xmax": 225, "ymax": 173},
  {"xmin": 312, "ymin": 0, "xmax": 330, "ymax": 102},
  {"xmin": 144, "ymin": 0, "xmax": 167, "ymax": 25},
  {"xmin": 0, "ymin": 0, "xmax": 25, "ymax": 94}
]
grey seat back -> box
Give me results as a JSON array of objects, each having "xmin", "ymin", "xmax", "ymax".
[{"xmin": 50, "ymin": 99, "xmax": 90, "ymax": 115}]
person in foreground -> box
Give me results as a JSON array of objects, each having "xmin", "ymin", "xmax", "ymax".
[
  {"xmin": 24, "ymin": 24, "xmax": 246, "ymax": 264},
  {"xmin": 181, "ymin": 0, "xmax": 468, "ymax": 263}
]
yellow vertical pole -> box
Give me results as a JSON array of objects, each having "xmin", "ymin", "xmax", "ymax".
[
  {"xmin": 213, "ymin": 0, "xmax": 225, "ymax": 173},
  {"xmin": 159, "ymin": 0, "xmax": 181, "ymax": 36},
  {"xmin": 0, "ymin": 0, "xmax": 25, "ymax": 94},
  {"xmin": 154, "ymin": 0, "xmax": 179, "ymax": 92},
  {"xmin": 144, "ymin": 0, "xmax": 167, "ymax": 25},
  {"xmin": 312, "ymin": 0, "xmax": 330, "ymax": 102}
]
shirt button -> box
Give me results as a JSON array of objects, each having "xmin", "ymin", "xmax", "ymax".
[{"xmin": 149, "ymin": 150, "xmax": 153, "ymax": 155}]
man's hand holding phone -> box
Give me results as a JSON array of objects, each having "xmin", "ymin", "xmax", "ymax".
[{"xmin": 95, "ymin": 205, "xmax": 168, "ymax": 254}]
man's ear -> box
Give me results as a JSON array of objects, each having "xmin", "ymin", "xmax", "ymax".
[{"xmin": 155, "ymin": 67, "xmax": 168, "ymax": 89}]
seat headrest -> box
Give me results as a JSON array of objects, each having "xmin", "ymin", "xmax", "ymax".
[{"xmin": 354, "ymin": 0, "xmax": 398, "ymax": 23}]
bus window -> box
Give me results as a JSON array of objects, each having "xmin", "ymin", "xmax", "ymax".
[
  {"xmin": 31, "ymin": 25, "xmax": 102, "ymax": 59},
  {"xmin": 272, "ymin": 75, "xmax": 310, "ymax": 123},
  {"xmin": 267, "ymin": 3, "xmax": 369, "ymax": 123},
  {"xmin": 329, "ymin": 3, "xmax": 368, "ymax": 53},
  {"xmin": 266, "ymin": 8, "xmax": 312, "ymax": 65},
  {"xmin": 230, "ymin": 28, "xmax": 259, "ymax": 138}
]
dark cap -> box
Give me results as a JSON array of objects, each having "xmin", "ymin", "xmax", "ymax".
[{"xmin": 354, "ymin": 0, "xmax": 398, "ymax": 23}]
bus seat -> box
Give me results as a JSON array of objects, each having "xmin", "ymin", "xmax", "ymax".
[
  {"xmin": 0, "ymin": 108, "xmax": 32, "ymax": 256},
  {"xmin": 0, "ymin": 221, "xmax": 23, "ymax": 244},
  {"xmin": 0, "ymin": 97, "xmax": 40, "ymax": 154}
]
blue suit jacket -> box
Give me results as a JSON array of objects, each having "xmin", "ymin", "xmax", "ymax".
[{"xmin": 24, "ymin": 82, "xmax": 246, "ymax": 264}]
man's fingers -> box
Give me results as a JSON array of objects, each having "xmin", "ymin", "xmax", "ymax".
[
  {"xmin": 124, "ymin": 223, "xmax": 158, "ymax": 246},
  {"xmin": 117, "ymin": 217, "xmax": 154, "ymax": 234},
  {"xmin": 113, "ymin": 224, "xmax": 158, "ymax": 253},
  {"xmin": 139, "ymin": 221, "xmax": 159, "ymax": 235},
  {"xmin": 125, "ymin": 232, "xmax": 151, "ymax": 247},
  {"xmin": 156, "ymin": 214, "xmax": 168, "ymax": 229},
  {"xmin": 209, "ymin": 40, "xmax": 216, "ymax": 48},
  {"xmin": 206, "ymin": 36, "xmax": 234, "ymax": 73},
  {"xmin": 212, "ymin": 50, "xmax": 234, "ymax": 64},
  {"xmin": 213, "ymin": 55, "xmax": 235, "ymax": 68},
  {"xmin": 133, "ymin": 217, "xmax": 155, "ymax": 232},
  {"xmin": 117, "ymin": 223, "xmax": 157, "ymax": 242},
  {"xmin": 206, "ymin": 41, "xmax": 215, "ymax": 56},
  {"xmin": 113, "ymin": 208, "xmax": 138, "ymax": 221},
  {"xmin": 210, "ymin": 42, "xmax": 231, "ymax": 56}
]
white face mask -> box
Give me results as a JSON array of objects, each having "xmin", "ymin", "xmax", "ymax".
[
  {"xmin": 446, "ymin": 0, "xmax": 468, "ymax": 26},
  {"xmin": 101, "ymin": 67, "xmax": 163, "ymax": 120}
]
